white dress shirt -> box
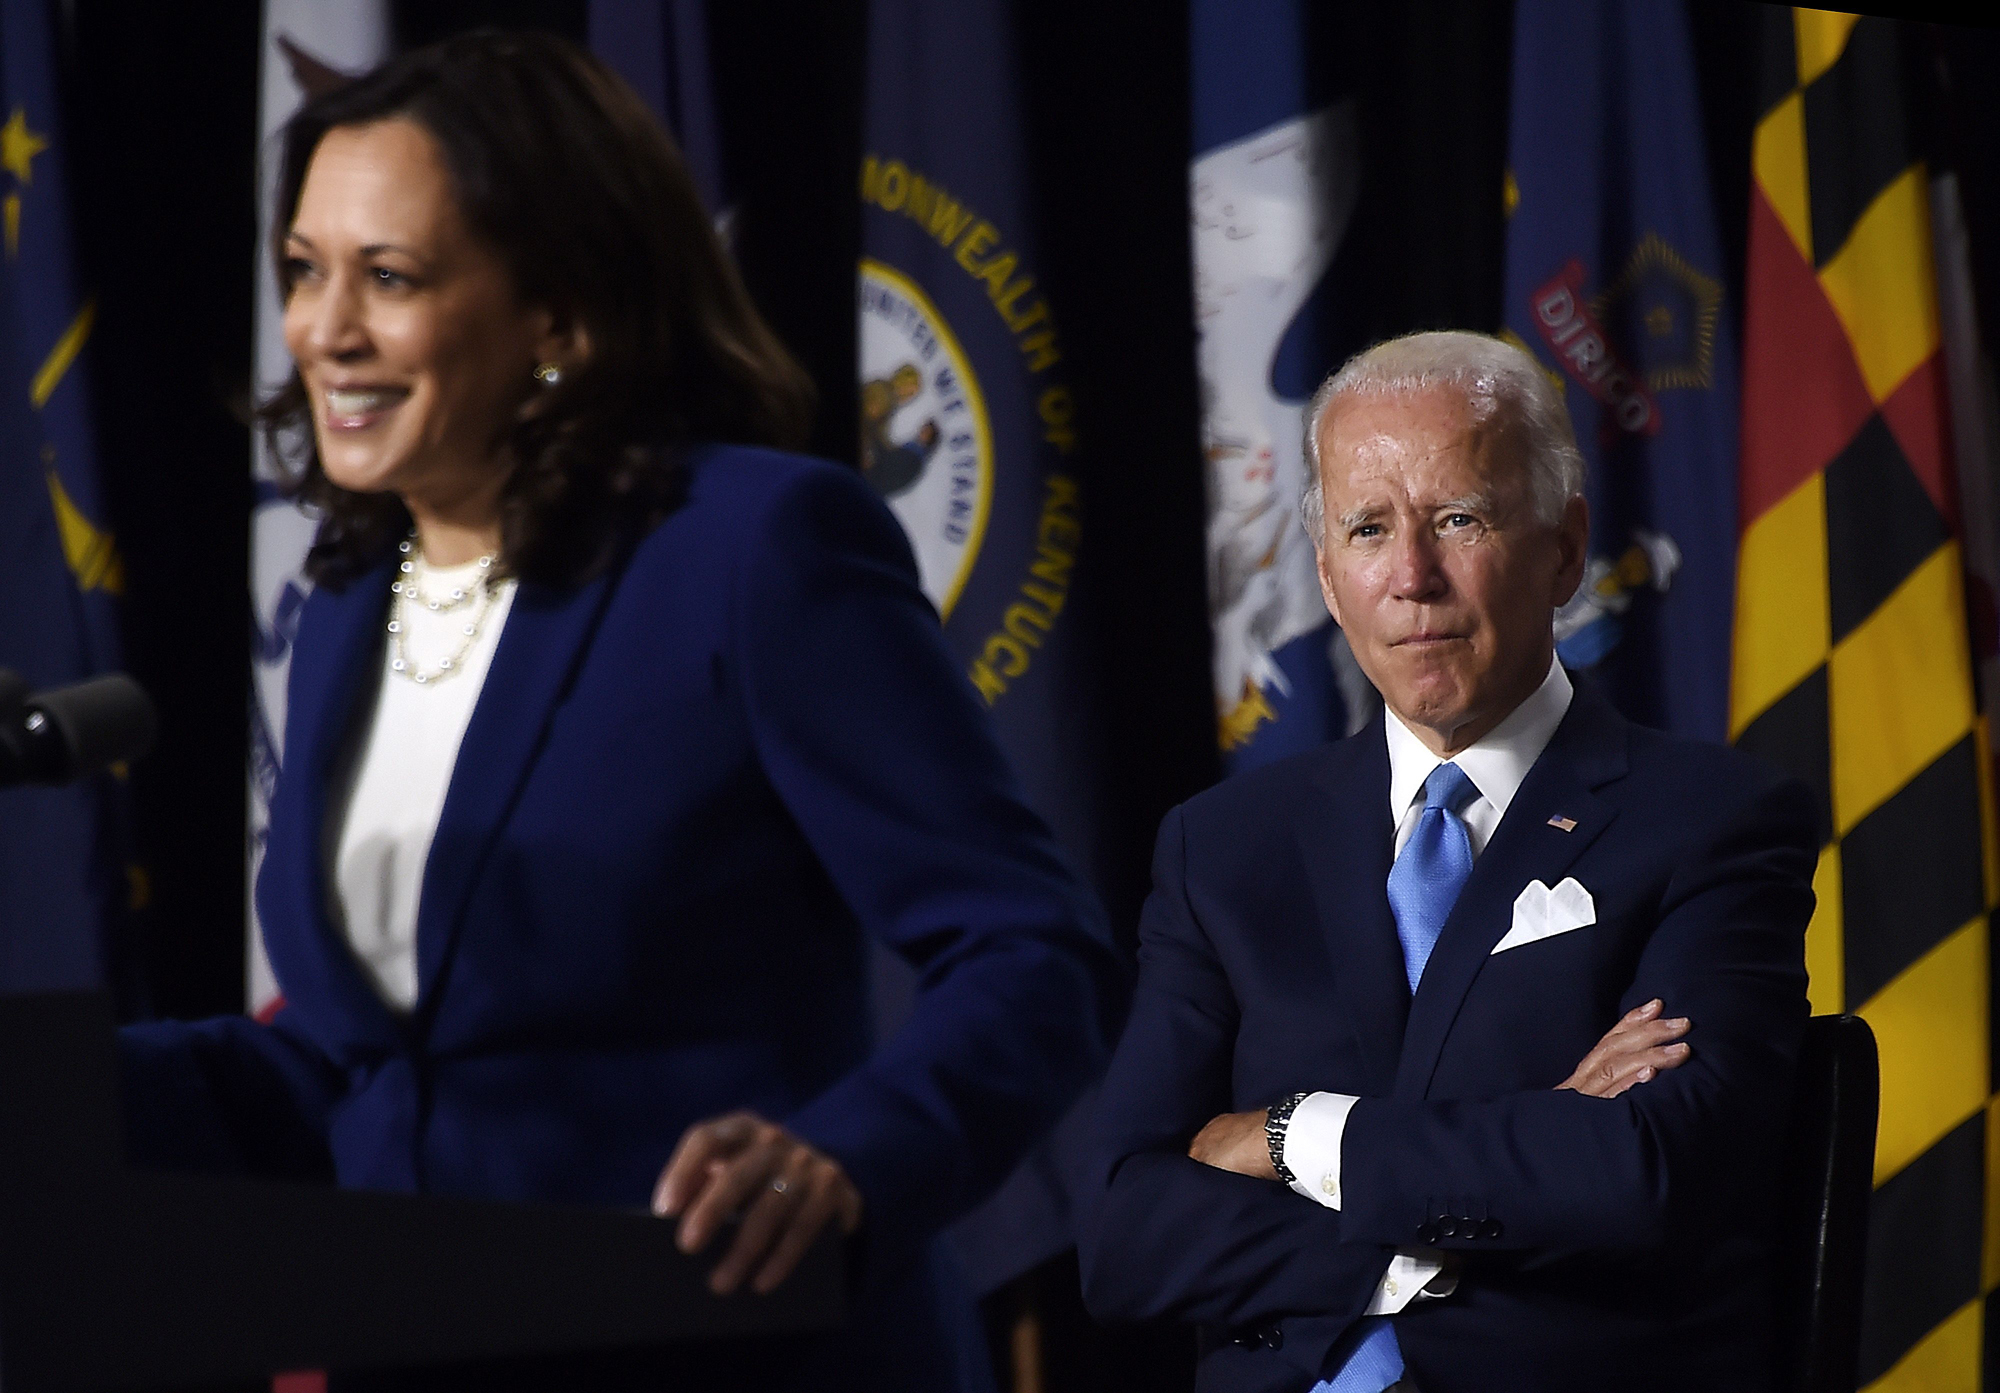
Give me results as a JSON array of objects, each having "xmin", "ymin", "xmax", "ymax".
[
  {"xmin": 1282, "ymin": 656, "xmax": 1573, "ymax": 1313},
  {"xmin": 325, "ymin": 557, "xmax": 517, "ymax": 1010}
]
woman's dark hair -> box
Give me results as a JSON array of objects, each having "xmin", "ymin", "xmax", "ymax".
[{"xmin": 263, "ymin": 30, "xmax": 815, "ymax": 588}]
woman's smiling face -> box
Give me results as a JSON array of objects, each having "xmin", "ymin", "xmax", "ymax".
[{"xmin": 281, "ymin": 117, "xmax": 557, "ymax": 512}]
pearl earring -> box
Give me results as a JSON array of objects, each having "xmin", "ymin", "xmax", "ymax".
[{"xmin": 533, "ymin": 362, "xmax": 563, "ymax": 387}]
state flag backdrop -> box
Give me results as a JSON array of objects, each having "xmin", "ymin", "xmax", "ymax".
[
  {"xmin": 247, "ymin": 0, "xmax": 390, "ymax": 1016},
  {"xmin": 0, "ymin": 0, "xmax": 129, "ymax": 994},
  {"xmin": 1732, "ymin": 10, "xmax": 1998, "ymax": 1387},
  {"xmin": 586, "ymin": 0, "xmax": 728, "ymax": 228},
  {"xmin": 859, "ymin": 0, "xmax": 1102, "ymax": 1294},
  {"xmin": 1190, "ymin": 0, "xmax": 1369, "ymax": 773},
  {"xmin": 1502, "ymin": 0, "xmax": 1739, "ymax": 743}
]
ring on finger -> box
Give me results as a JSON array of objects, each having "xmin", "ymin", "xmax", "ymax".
[{"xmin": 770, "ymin": 1176, "xmax": 791, "ymax": 1195}]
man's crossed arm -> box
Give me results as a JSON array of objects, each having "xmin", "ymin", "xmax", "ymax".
[
  {"xmin": 1187, "ymin": 998, "xmax": 1695, "ymax": 1180},
  {"xmin": 1080, "ymin": 772, "xmax": 1813, "ymax": 1337}
]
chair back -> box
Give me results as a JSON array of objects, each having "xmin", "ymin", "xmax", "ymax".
[{"xmin": 1772, "ymin": 1013, "xmax": 1879, "ymax": 1393}]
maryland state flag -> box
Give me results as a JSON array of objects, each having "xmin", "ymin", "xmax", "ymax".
[
  {"xmin": 859, "ymin": 0, "xmax": 1099, "ymax": 1295},
  {"xmin": 1502, "ymin": 0, "xmax": 1739, "ymax": 743},
  {"xmin": 0, "ymin": 0, "xmax": 129, "ymax": 993},
  {"xmin": 1732, "ymin": 11, "xmax": 1997, "ymax": 1386}
]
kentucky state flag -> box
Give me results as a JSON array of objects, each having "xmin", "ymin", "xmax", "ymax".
[
  {"xmin": 1191, "ymin": 0, "xmax": 1370, "ymax": 773},
  {"xmin": 859, "ymin": 0, "xmax": 1102, "ymax": 1295},
  {"xmin": 1501, "ymin": 0, "xmax": 1740, "ymax": 742},
  {"xmin": 0, "ymin": 0, "xmax": 130, "ymax": 994}
]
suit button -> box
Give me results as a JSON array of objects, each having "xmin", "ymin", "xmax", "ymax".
[
  {"xmin": 1479, "ymin": 1219, "xmax": 1503, "ymax": 1240},
  {"xmin": 1435, "ymin": 1215, "xmax": 1458, "ymax": 1238},
  {"xmin": 1457, "ymin": 1215, "xmax": 1477, "ymax": 1238},
  {"xmin": 1263, "ymin": 1326, "xmax": 1284, "ymax": 1351},
  {"xmin": 1417, "ymin": 1222, "xmax": 1439, "ymax": 1244}
]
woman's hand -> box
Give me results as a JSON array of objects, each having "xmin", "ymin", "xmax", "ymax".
[
  {"xmin": 651, "ymin": 1111, "xmax": 864, "ymax": 1295},
  {"xmin": 1557, "ymin": 999, "xmax": 1692, "ymax": 1098}
]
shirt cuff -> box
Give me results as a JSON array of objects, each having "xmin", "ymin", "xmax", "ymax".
[
  {"xmin": 1364, "ymin": 1250, "xmax": 1459, "ymax": 1315},
  {"xmin": 1281, "ymin": 1090, "xmax": 1358, "ymax": 1208}
]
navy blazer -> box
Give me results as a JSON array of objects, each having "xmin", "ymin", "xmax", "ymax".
[
  {"xmin": 1079, "ymin": 680, "xmax": 1817, "ymax": 1393},
  {"xmin": 120, "ymin": 446, "xmax": 1124, "ymax": 1392}
]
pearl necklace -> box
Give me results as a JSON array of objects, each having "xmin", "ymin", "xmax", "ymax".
[{"xmin": 386, "ymin": 536, "xmax": 497, "ymax": 685}]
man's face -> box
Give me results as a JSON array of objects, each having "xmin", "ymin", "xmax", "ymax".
[{"xmin": 1313, "ymin": 387, "xmax": 1587, "ymax": 755}]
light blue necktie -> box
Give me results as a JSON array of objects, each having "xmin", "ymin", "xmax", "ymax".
[
  {"xmin": 1313, "ymin": 762, "xmax": 1479, "ymax": 1393},
  {"xmin": 1385, "ymin": 762, "xmax": 1479, "ymax": 993},
  {"xmin": 1312, "ymin": 1316, "xmax": 1407, "ymax": 1393}
]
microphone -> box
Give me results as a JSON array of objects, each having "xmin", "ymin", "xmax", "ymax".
[{"xmin": 0, "ymin": 671, "xmax": 158, "ymax": 789}]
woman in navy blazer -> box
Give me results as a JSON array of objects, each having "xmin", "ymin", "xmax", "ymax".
[{"xmin": 117, "ymin": 33, "xmax": 1121, "ymax": 1392}]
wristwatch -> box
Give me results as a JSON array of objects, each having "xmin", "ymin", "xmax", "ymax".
[{"xmin": 1266, "ymin": 1091, "xmax": 1312, "ymax": 1185}]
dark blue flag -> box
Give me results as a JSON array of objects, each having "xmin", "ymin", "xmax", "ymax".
[
  {"xmin": 859, "ymin": 0, "xmax": 1102, "ymax": 1294},
  {"xmin": 1502, "ymin": 0, "xmax": 1739, "ymax": 741},
  {"xmin": 587, "ymin": 0, "xmax": 729, "ymax": 226},
  {"xmin": 0, "ymin": 0, "xmax": 128, "ymax": 991},
  {"xmin": 1190, "ymin": 0, "xmax": 1373, "ymax": 774}
]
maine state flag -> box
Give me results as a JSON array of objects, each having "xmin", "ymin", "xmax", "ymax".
[
  {"xmin": 859, "ymin": 0, "xmax": 1101, "ymax": 1295},
  {"xmin": 0, "ymin": 0, "xmax": 128, "ymax": 991},
  {"xmin": 1502, "ymin": 0, "xmax": 1739, "ymax": 741},
  {"xmin": 1191, "ymin": 0, "xmax": 1369, "ymax": 773}
]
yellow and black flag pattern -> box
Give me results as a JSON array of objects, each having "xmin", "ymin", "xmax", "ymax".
[{"xmin": 1732, "ymin": 9, "xmax": 1997, "ymax": 1387}]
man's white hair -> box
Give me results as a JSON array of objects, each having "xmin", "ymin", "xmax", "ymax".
[{"xmin": 1299, "ymin": 330, "xmax": 1586, "ymax": 541}]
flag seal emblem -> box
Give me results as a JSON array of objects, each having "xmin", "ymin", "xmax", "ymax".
[
  {"xmin": 1588, "ymin": 232, "xmax": 1722, "ymax": 393},
  {"xmin": 858, "ymin": 257, "xmax": 993, "ymax": 619},
  {"xmin": 1531, "ymin": 259, "xmax": 1662, "ymax": 436},
  {"xmin": 1554, "ymin": 529, "xmax": 1682, "ymax": 668}
]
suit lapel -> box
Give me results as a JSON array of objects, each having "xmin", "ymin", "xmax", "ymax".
[
  {"xmin": 1294, "ymin": 719, "xmax": 1409, "ymax": 1093},
  {"xmin": 261, "ymin": 558, "xmax": 406, "ymax": 1051},
  {"xmin": 1393, "ymin": 680, "xmax": 1630, "ymax": 1099},
  {"xmin": 411, "ymin": 569, "xmax": 616, "ymax": 1017}
]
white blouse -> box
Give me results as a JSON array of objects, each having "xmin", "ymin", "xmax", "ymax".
[{"xmin": 325, "ymin": 553, "xmax": 517, "ymax": 1010}]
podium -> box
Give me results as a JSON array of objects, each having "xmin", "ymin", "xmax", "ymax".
[{"xmin": 0, "ymin": 993, "xmax": 843, "ymax": 1390}]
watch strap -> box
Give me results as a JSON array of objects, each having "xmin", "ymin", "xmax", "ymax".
[{"xmin": 1266, "ymin": 1091, "xmax": 1312, "ymax": 1185}]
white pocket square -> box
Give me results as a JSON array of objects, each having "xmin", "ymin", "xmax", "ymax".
[{"xmin": 1491, "ymin": 877, "xmax": 1596, "ymax": 954}]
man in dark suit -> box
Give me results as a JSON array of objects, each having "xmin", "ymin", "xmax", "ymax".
[{"xmin": 1080, "ymin": 331, "xmax": 1817, "ymax": 1392}]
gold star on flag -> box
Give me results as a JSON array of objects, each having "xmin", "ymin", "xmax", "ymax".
[{"xmin": 1, "ymin": 107, "xmax": 47, "ymax": 186}]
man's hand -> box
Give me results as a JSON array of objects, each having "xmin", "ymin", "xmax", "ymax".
[
  {"xmin": 652, "ymin": 1111, "xmax": 863, "ymax": 1295},
  {"xmin": 1186, "ymin": 1001, "xmax": 1688, "ymax": 1181},
  {"xmin": 1558, "ymin": 998, "xmax": 1692, "ymax": 1098},
  {"xmin": 1188, "ymin": 1108, "xmax": 1277, "ymax": 1179}
]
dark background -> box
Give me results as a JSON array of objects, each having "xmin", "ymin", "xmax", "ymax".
[{"xmin": 41, "ymin": 3, "xmax": 2000, "ymax": 1387}]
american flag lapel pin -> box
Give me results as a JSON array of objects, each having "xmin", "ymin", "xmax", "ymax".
[{"xmin": 1547, "ymin": 815, "xmax": 1578, "ymax": 833}]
